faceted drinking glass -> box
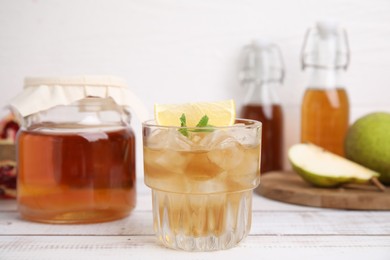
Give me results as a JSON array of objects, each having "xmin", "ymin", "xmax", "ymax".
[{"xmin": 142, "ymin": 119, "xmax": 261, "ymax": 251}]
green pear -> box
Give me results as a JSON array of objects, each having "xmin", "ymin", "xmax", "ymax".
[
  {"xmin": 288, "ymin": 143, "xmax": 381, "ymax": 188},
  {"xmin": 345, "ymin": 112, "xmax": 390, "ymax": 185}
]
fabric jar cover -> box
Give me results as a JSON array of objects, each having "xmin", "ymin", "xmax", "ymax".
[{"xmin": 8, "ymin": 75, "xmax": 149, "ymax": 122}]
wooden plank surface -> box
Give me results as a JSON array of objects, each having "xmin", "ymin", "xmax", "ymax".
[
  {"xmin": 1, "ymin": 180, "xmax": 390, "ymax": 259},
  {"xmin": 1, "ymin": 236, "xmax": 390, "ymax": 260},
  {"xmin": 1, "ymin": 210, "xmax": 390, "ymax": 236}
]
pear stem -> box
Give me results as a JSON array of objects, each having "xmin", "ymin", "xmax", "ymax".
[{"xmin": 371, "ymin": 177, "xmax": 386, "ymax": 192}]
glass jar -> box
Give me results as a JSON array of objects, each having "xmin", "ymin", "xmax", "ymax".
[{"xmin": 9, "ymin": 76, "xmax": 142, "ymax": 223}]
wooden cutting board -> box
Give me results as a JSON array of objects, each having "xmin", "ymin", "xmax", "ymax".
[{"xmin": 256, "ymin": 171, "xmax": 390, "ymax": 210}]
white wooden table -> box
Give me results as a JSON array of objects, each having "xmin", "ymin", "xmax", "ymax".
[{"xmin": 1, "ymin": 179, "xmax": 390, "ymax": 260}]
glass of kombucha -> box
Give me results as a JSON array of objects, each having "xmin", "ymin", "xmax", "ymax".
[
  {"xmin": 143, "ymin": 118, "xmax": 261, "ymax": 251},
  {"xmin": 10, "ymin": 76, "xmax": 138, "ymax": 223}
]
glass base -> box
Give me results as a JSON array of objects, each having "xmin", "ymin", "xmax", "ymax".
[
  {"xmin": 18, "ymin": 206, "xmax": 133, "ymax": 224},
  {"xmin": 152, "ymin": 189, "xmax": 253, "ymax": 251}
]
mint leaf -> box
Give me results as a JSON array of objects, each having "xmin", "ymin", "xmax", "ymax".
[
  {"xmin": 193, "ymin": 115, "xmax": 214, "ymax": 133},
  {"xmin": 178, "ymin": 114, "xmax": 214, "ymax": 137},
  {"xmin": 178, "ymin": 113, "xmax": 189, "ymax": 137},
  {"xmin": 196, "ymin": 115, "xmax": 209, "ymax": 127},
  {"xmin": 180, "ymin": 113, "xmax": 187, "ymax": 127}
]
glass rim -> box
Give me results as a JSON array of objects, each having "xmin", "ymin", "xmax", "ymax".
[{"xmin": 142, "ymin": 118, "xmax": 262, "ymax": 130}]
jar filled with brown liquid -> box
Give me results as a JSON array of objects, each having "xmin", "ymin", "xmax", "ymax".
[
  {"xmin": 8, "ymin": 76, "xmax": 146, "ymax": 223},
  {"xmin": 301, "ymin": 21, "xmax": 350, "ymax": 156},
  {"xmin": 239, "ymin": 40, "xmax": 284, "ymax": 174}
]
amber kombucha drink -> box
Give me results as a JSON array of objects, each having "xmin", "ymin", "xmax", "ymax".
[
  {"xmin": 17, "ymin": 125, "xmax": 136, "ymax": 223},
  {"xmin": 300, "ymin": 20, "xmax": 351, "ymax": 156},
  {"xmin": 143, "ymin": 119, "xmax": 261, "ymax": 251},
  {"xmin": 241, "ymin": 104, "xmax": 283, "ymax": 173},
  {"xmin": 301, "ymin": 88, "xmax": 349, "ymax": 156}
]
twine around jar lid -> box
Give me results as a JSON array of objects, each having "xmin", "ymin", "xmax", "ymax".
[{"xmin": 8, "ymin": 75, "xmax": 149, "ymax": 122}]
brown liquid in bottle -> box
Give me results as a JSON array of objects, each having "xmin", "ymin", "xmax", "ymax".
[
  {"xmin": 301, "ymin": 88, "xmax": 349, "ymax": 156},
  {"xmin": 17, "ymin": 127, "xmax": 136, "ymax": 223},
  {"xmin": 241, "ymin": 104, "xmax": 283, "ymax": 173}
]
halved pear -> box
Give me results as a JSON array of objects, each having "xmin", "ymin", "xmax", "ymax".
[{"xmin": 288, "ymin": 143, "xmax": 381, "ymax": 188}]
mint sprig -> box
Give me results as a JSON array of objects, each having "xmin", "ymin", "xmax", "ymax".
[
  {"xmin": 178, "ymin": 114, "xmax": 214, "ymax": 137},
  {"xmin": 179, "ymin": 113, "xmax": 189, "ymax": 137},
  {"xmin": 196, "ymin": 115, "xmax": 209, "ymax": 127}
]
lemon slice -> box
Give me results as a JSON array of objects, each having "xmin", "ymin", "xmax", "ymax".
[{"xmin": 155, "ymin": 99, "xmax": 236, "ymax": 127}]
